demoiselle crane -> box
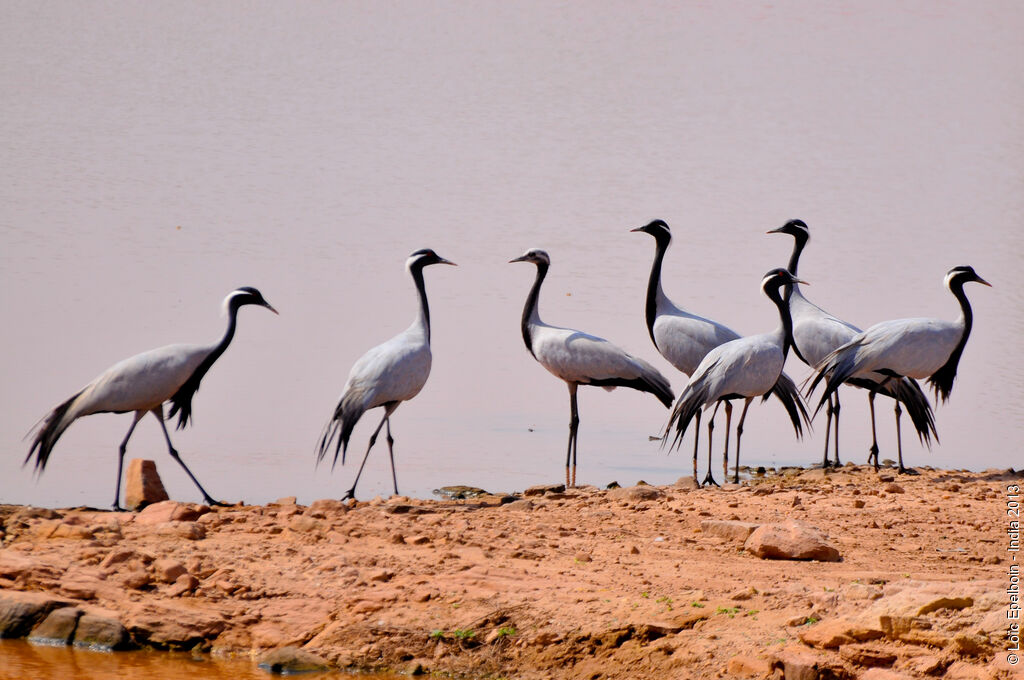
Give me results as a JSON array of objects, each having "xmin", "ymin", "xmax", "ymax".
[
  {"xmin": 633, "ymin": 219, "xmax": 808, "ymax": 486},
  {"xmin": 26, "ymin": 286, "xmax": 278, "ymax": 510},
  {"xmin": 317, "ymin": 248, "xmax": 456, "ymax": 500},
  {"xmin": 510, "ymin": 248, "xmax": 674, "ymax": 488},
  {"xmin": 806, "ymin": 265, "xmax": 990, "ymax": 472},
  {"xmin": 768, "ymin": 219, "xmax": 937, "ymax": 469},
  {"xmin": 664, "ymin": 269, "xmax": 810, "ymax": 484}
]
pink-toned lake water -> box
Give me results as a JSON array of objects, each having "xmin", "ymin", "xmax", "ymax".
[{"xmin": 1, "ymin": 1, "xmax": 1021, "ymax": 514}]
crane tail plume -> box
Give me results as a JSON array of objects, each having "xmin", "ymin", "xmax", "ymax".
[
  {"xmin": 888, "ymin": 378, "xmax": 939, "ymax": 446},
  {"xmin": 662, "ymin": 382, "xmax": 709, "ymax": 452},
  {"xmin": 315, "ymin": 394, "xmax": 364, "ymax": 471},
  {"xmin": 766, "ymin": 373, "xmax": 810, "ymax": 439},
  {"xmin": 25, "ymin": 390, "xmax": 84, "ymax": 474}
]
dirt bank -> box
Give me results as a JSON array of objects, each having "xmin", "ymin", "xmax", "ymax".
[{"xmin": 0, "ymin": 465, "xmax": 1018, "ymax": 679}]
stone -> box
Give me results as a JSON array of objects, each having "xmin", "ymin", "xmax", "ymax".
[
  {"xmin": 73, "ymin": 613, "xmax": 129, "ymax": 650},
  {"xmin": 123, "ymin": 459, "xmax": 169, "ymax": 510},
  {"xmin": 883, "ymin": 483, "xmax": 905, "ymax": 494},
  {"xmin": 166, "ymin": 574, "xmax": 199, "ymax": 597},
  {"xmin": 124, "ymin": 602, "xmax": 227, "ymax": 649},
  {"xmin": 839, "ymin": 644, "xmax": 897, "ymax": 667},
  {"xmin": 607, "ymin": 485, "xmax": 664, "ymax": 502},
  {"xmin": 58, "ymin": 572, "xmax": 100, "ymax": 600},
  {"xmin": 257, "ymin": 646, "xmax": 331, "ymax": 673},
  {"xmin": 28, "ymin": 607, "xmax": 82, "ymax": 645},
  {"xmin": 307, "ymin": 499, "xmax": 348, "ymax": 516},
  {"xmin": 674, "ymin": 476, "xmax": 700, "ymax": 489},
  {"xmin": 726, "ymin": 654, "xmax": 772, "ymax": 678},
  {"xmin": 154, "ymin": 521, "xmax": 206, "ymax": 540},
  {"xmin": 798, "ymin": 619, "xmax": 856, "ymax": 649},
  {"xmin": 701, "ymin": 520, "xmax": 761, "ymax": 542},
  {"xmin": 153, "ymin": 559, "xmax": 188, "ymax": 583},
  {"xmin": 523, "ymin": 483, "xmax": 565, "ymax": 496},
  {"xmin": 49, "ymin": 523, "xmax": 95, "ymax": 540},
  {"xmin": 135, "ymin": 501, "xmax": 204, "ymax": 525},
  {"xmin": 744, "ymin": 520, "xmax": 841, "ymax": 562},
  {"xmin": 0, "ymin": 591, "xmax": 71, "ymax": 638},
  {"xmin": 770, "ymin": 646, "xmax": 828, "ymax": 680}
]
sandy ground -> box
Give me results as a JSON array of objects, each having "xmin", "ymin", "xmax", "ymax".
[{"xmin": 0, "ymin": 465, "xmax": 1019, "ymax": 679}]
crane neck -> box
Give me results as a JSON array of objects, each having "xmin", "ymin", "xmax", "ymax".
[
  {"xmin": 210, "ymin": 299, "xmax": 242, "ymax": 364},
  {"xmin": 767, "ymin": 284, "xmax": 795, "ymax": 359},
  {"xmin": 783, "ymin": 233, "xmax": 807, "ymax": 303},
  {"xmin": 643, "ymin": 231, "xmax": 671, "ymax": 347},
  {"xmin": 410, "ymin": 263, "xmax": 432, "ymax": 343},
  {"xmin": 520, "ymin": 262, "xmax": 547, "ymax": 357},
  {"xmin": 944, "ymin": 276, "xmax": 975, "ymax": 367}
]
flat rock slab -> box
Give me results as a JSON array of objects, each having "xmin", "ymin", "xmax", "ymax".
[
  {"xmin": 700, "ymin": 520, "xmax": 761, "ymax": 542},
  {"xmin": 257, "ymin": 646, "xmax": 330, "ymax": 673},
  {"xmin": 744, "ymin": 519, "xmax": 841, "ymax": 562}
]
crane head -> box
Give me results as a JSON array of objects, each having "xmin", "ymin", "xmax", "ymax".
[
  {"xmin": 944, "ymin": 265, "xmax": 991, "ymax": 289},
  {"xmin": 508, "ymin": 249, "xmax": 550, "ymax": 266},
  {"xmin": 766, "ymin": 219, "xmax": 809, "ymax": 240},
  {"xmin": 630, "ymin": 219, "xmax": 671, "ymax": 236},
  {"xmin": 222, "ymin": 286, "xmax": 278, "ymax": 316},
  {"xmin": 407, "ymin": 249, "xmax": 457, "ymax": 270}
]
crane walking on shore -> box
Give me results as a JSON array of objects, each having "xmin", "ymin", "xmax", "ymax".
[
  {"xmin": 510, "ymin": 248, "xmax": 674, "ymax": 488},
  {"xmin": 633, "ymin": 219, "xmax": 807, "ymax": 486},
  {"xmin": 317, "ymin": 248, "xmax": 456, "ymax": 499},
  {"xmin": 26, "ymin": 287, "xmax": 279, "ymax": 510},
  {"xmin": 806, "ymin": 265, "xmax": 990, "ymax": 472},
  {"xmin": 665, "ymin": 269, "xmax": 810, "ymax": 484},
  {"xmin": 767, "ymin": 219, "xmax": 937, "ymax": 469}
]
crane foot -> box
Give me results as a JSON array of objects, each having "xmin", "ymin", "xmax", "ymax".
[
  {"xmin": 701, "ymin": 473, "xmax": 720, "ymax": 488},
  {"xmin": 897, "ymin": 466, "xmax": 919, "ymax": 476}
]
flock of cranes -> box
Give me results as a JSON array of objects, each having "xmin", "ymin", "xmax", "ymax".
[{"xmin": 25, "ymin": 222, "xmax": 990, "ymax": 508}]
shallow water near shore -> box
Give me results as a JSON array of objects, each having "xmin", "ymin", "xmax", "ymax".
[
  {"xmin": 0, "ymin": 639, "xmax": 401, "ymax": 680},
  {"xmin": 1, "ymin": 2, "xmax": 1021, "ymax": 508}
]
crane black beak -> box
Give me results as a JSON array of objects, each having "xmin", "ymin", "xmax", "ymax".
[
  {"xmin": 766, "ymin": 226, "xmax": 785, "ymax": 234},
  {"xmin": 629, "ymin": 226, "xmax": 645, "ymax": 233},
  {"xmin": 263, "ymin": 302, "xmax": 280, "ymax": 315},
  {"xmin": 509, "ymin": 255, "xmax": 528, "ymax": 264},
  {"xmin": 975, "ymin": 276, "xmax": 992, "ymax": 287},
  {"xmin": 436, "ymin": 257, "xmax": 458, "ymax": 267}
]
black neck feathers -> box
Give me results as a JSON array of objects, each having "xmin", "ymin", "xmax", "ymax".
[
  {"xmin": 643, "ymin": 228, "xmax": 670, "ymax": 348},
  {"xmin": 410, "ymin": 262, "xmax": 431, "ymax": 343},
  {"xmin": 521, "ymin": 261, "xmax": 548, "ymax": 358}
]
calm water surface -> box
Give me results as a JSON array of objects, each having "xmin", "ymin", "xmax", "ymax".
[
  {"xmin": 0, "ymin": 639, "xmax": 400, "ymax": 680},
  {"xmin": 1, "ymin": 2, "xmax": 1022, "ymax": 509}
]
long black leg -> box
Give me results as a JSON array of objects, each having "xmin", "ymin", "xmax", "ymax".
[
  {"xmin": 702, "ymin": 402, "xmax": 721, "ymax": 487},
  {"xmin": 692, "ymin": 409, "xmax": 701, "ymax": 485},
  {"xmin": 832, "ymin": 392, "xmax": 842, "ymax": 466},
  {"xmin": 867, "ymin": 392, "xmax": 879, "ymax": 470},
  {"xmin": 152, "ymin": 408, "xmax": 222, "ymax": 506},
  {"xmin": 345, "ymin": 409, "xmax": 390, "ymax": 500},
  {"xmin": 821, "ymin": 394, "xmax": 834, "ymax": 468},
  {"xmin": 113, "ymin": 411, "xmax": 145, "ymax": 511},
  {"xmin": 721, "ymin": 401, "xmax": 733, "ymax": 484},
  {"xmin": 567, "ymin": 383, "xmax": 579, "ymax": 488},
  {"xmin": 385, "ymin": 418, "xmax": 399, "ymax": 494},
  {"xmin": 733, "ymin": 398, "xmax": 753, "ymax": 484},
  {"xmin": 894, "ymin": 401, "xmax": 917, "ymax": 475}
]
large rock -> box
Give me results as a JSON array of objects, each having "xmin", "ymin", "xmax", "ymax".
[
  {"xmin": 134, "ymin": 501, "xmax": 205, "ymax": 525},
  {"xmin": 744, "ymin": 520, "xmax": 841, "ymax": 562},
  {"xmin": 257, "ymin": 646, "xmax": 331, "ymax": 673},
  {"xmin": 608, "ymin": 485, "xmax": 664, "ymax": 502},
  {"xmin": 0, "ymin": 591, "xmax": 70, "ymax": 638},
  {"xmin": 73, "ymin": 612, "xmax": 129, "ymax": 650},
  {"xmin": 124, "ymin": 602, "xmax": 227, "ymax": 649},
  {"xmin": 28, "ymin": 606, "xmax": 82, "ymax": 645},
  {"xmin": 124, "ymin": 459, "xmax": 169, "ymax": 510}
]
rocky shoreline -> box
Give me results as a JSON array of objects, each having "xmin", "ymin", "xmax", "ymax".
[{"xmin": 0, "ymin": 465, "xmax": 1017, "ymax": 679}]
